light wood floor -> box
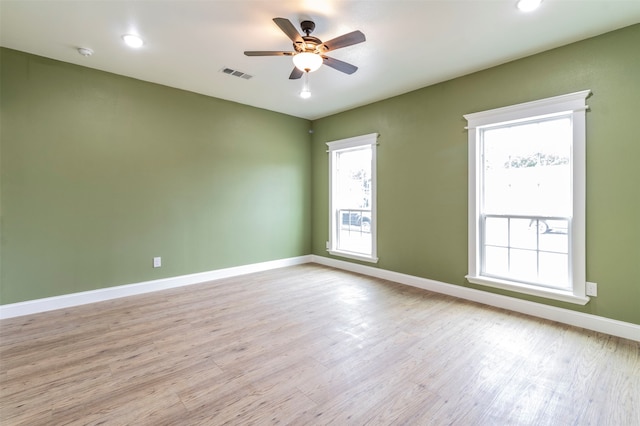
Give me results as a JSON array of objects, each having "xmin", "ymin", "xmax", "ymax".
[{"xmin": 1, "ymin": 264, "xmax": 638, "ymax": 425}]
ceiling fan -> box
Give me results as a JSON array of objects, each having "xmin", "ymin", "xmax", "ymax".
[{"xmin": 244, "ymin": 18, "xmax": 366, "ymax": 80}]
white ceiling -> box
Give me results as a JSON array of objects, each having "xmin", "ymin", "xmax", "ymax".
[{"xmin": 1, "ymin": 1, "xmax": 639, "ymax": 120}]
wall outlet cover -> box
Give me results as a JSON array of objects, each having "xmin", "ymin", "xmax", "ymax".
[{"xmin": 153, "ymin": 257, "xmax": 162, "ymax": 268}]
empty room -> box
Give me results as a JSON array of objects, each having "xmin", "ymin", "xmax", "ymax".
[{"xmin": 1, "ymin": 1, "xmax": 639, "ymax": 424}]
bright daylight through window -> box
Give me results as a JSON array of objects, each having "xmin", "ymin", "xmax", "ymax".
[
  {"xmin": 465, "ymin": 91, "xmax": 590, "ymax": 304},
  {"xmin": 327, "ymin": 133, "xmax": 378, "ymax": 263}
]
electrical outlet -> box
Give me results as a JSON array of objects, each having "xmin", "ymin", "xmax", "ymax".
[
  {"xmin": 153, "ymin": 257, "xmax": 162, "ymax": 268},
  {"xmin": 586, "ymin": 281, "xmax": 597, "ymax": 297}
]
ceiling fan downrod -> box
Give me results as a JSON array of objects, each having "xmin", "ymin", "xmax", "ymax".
[{"xmin": 300, "ymin": 20, "xmax": 315, "ymax": 36}]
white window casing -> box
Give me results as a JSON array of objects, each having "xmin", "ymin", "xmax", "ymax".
[
  {"xmin": 464, "ymin": 90, "xmax": 591, "ymax": 305},
  {"xmin": 327, "ymin": 133, "xmax": 378, "ymax": 263}
]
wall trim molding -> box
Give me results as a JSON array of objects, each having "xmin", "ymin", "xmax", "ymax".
[
  {"xmin": 0, "ymin": 256, "xmax": 312, "ymax": 320},
  {"xmin": 2, "ymin": 254, "xmax": 638, "ymax": 342},
  {"xmin": 311, "ymin": 255, "xmax": 640, "ymax": 342}
]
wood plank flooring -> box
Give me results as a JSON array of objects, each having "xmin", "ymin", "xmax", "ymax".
[{"xmin": 1, "ymin": 264, "xmax": 638, "ymax": 425}]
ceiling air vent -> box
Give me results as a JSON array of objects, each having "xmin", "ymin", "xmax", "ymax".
[{"xmin": 221, "ymin": 67, "xmax": 253, "ymax": 80}]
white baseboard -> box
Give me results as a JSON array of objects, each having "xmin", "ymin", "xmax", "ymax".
[
  {"xmin": 311, "ymin": 255, "xmax": 640, "ymax": 342},
  {"xmin": 2, "ymin": 253, "xmax": 637, "ymax": 342},
  {"xmin": 0, "ymin": 256, "xmax": 312, "ymax": 320}
]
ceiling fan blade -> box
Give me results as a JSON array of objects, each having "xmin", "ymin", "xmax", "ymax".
[
  {"xmin": 289, "ymin": 67, "xmax": 304, "ymax": 80},
  {"xmin": 322, "ymin": 30, "xmax": 366, "ymax": 51},
  {"xmin": 244, "ymin": 51, "xmax": 294, "ymax": 56},
  {"xmin": 322, "ymin": 56, "xmax": 358, "ymax": 75},
  {"xmin": 273, "ymin": 17, "xmax": 303, "ymax": 43}
]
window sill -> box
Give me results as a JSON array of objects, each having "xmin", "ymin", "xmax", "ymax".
[
  {"xmin": 466, "ymin": 275, "xmax": 590, "ymax": 305},
  {"xmin": 328, "ymin": 250, "xmax": 379, "ymax": 264}
]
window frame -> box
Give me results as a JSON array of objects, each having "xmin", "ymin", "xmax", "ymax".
[
  {"xmin": 327, "ymin": 133, "xmax": 378, "ymax": 263},
  {"xmin": 464, "ymin": 91, "xmax": 591, "ymax": 305}
]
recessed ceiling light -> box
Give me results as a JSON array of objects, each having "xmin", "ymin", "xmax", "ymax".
[
  {"xmin": 517, "ymin": 0, "xmax": 542, "ymax": 12},
  {"xmin": 122, "ymin": 34, "xmax": 144, "ymax": 48}
]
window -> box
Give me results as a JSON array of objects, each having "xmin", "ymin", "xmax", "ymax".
[
  {"xmin": 464, "ymin": 91, "xmax": 590, "ymax": 304},
  {"xmin": 327, "ymin": 133, "xmax": 378, "ymax": 263}
]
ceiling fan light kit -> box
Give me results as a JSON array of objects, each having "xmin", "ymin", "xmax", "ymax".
[
  {"xmin": 245, "ymin": 17, "xmax": 366, "ymax": 98},
  {"xmin": 293, "ymin": 52, "xmax": 323, "ymax": 72}
]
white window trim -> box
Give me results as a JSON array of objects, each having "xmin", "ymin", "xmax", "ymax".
[
  {"xmin": 327, "ymin": 133, "xmax": 378, "ymax": 263},
  {"xmin": 464, "ymin": 90, "xmax": 590, "ymax": 305}
]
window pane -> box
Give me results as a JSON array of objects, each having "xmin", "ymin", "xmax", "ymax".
[
  {"xmin": 510, "ymin": 218, "xmax": 537, "ymax": 250},
  {"xmin": 485, "ymin": 217, "xmax": 508, "ymax": 246},
  {"xmin": 539, "ymin": 221, "xmax": 569, "ymax": 252},
  {"xmin": 485, "ymin": 246, "xmax": 508, "ymax": 277},
  {"xmin": 539, "ymin": 252, "xmax": 569, "ymax": 288},
  {"xmin": 509, "ymin": 249, "xmax": 537, "ymax": 282},
  {"xmin": 336, "ymin": 148, "xmax": 371, "ymax": 210},
  {"xmin": 338, "ymin": 219, "xmax": 372, "ymax": 254},
  {"xmin": 483, "ymin": 118, "xmax": 572, "ymax": 217}
]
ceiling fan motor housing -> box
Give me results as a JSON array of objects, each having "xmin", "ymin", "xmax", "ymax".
[
  {"xmin": 295, "ymin": 36, "xmax": 323, "ymax": 53},
  {"xmin": 293, "ymin": 21, "xmax": 323, "ymax": 53}
]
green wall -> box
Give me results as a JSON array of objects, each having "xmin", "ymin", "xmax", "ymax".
[
  {"xmin": 0, "ymin": 48, "xmax": 311, "ymax": 304},
  {"xmin": 311, "ymin": 24, "xmax": 640, "ymax": 325},
  {"xmin": 2, "ymin": 25, "xmax": 639, "ymax": 326}
]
